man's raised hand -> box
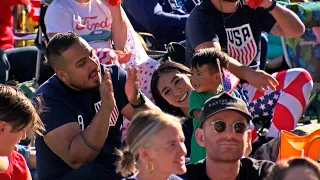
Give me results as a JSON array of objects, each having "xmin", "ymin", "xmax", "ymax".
[{"xmin": 100, "ymin": 68, "xmax": 116, "ymax": 113}]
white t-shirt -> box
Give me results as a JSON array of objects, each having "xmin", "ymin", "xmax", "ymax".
[
  {"xmin": 45, "ymin": 0, "xmax": 113, "ymax": 49},
  {"xmin": 45, "ymin": 0, "xmax": 159, "ymax": 103}
]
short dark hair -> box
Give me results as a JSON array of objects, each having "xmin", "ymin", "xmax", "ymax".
[
  {"xmin": 266, "ymin": 157, "xmax": 320, "ymax": 180},
  {"xmin": 151, "ymin": 61, "xmax": 191, "ymax": 116},
  {"xmin": 0, "ymin": 85, "xmax": 45, "ymax": 136},
  {"xmin": 46, "ymin": 32, "xmax": 80, "ymax": 69},
  {"xmin": 190, "ymin": 48, "xmax": 224, "ymax": 73}
]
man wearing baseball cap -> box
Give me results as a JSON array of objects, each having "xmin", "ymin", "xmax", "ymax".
[{"xmin": 182, "ymin": 92, "xmax": 274, "ymax": 180}]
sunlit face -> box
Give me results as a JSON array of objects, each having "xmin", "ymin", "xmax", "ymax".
[
  {"xmin": 0, "ymin": 123, "xmax": 27, "ymax": 156},
  {"xmin": 196, "ymin": 110, "xmax": 248, "ymax": 162},
  {"xmin": 58, "ymin": 38, "xmax": 102, "ymax": 91},
  {"xmin": 190, "ymin": 64, "xmax": 220, "ymax": 93},
  {"xmin": 146, "ymin": 122, "xmax": 187, "ymax": 175},
  {"xmin": 157, "ymin": 71, "xmax": 193, "ymax": 108},
  {"xmin": 283, "ymin": 166, "xmax": 319, "ymax": 180}
]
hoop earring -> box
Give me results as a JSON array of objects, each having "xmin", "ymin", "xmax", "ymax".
[{"xmin": 146, "ymin": 161, "xmax": 154, "ymax": 173}]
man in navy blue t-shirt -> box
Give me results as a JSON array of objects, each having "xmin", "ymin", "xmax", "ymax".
[
  {"xmin": 185, "ymin": 0, "xmax": 314, "ymax": 139},
  {"xmin": 35, "ymin": 32, "xmax": 157, "ymax": 180}
]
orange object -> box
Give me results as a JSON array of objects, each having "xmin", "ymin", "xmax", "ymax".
[
  {"xmin": 108, "ymin": 0, "xmax": 120, "ymax": 6},
  {"xmin": 247, "ymin": 0, "xmax": 263, "ymax": 8},
  {"xmin": 277, "ymin": 129, "xmax": 320, "ymax": 162}
]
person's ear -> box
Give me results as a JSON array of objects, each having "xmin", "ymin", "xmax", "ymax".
[
  {"xmin": 56, "ymin": 70, "xmax": 69, "ymax": 84},
  {"xmin": 213, "ymin": 72, "xmax": 221, "ymax": 82},
  {"xmin": 138, "ymin": 147, "xmax": 151, "ymax": 163},
  {"xmin": 0, "ymin": 121, "xmax": 7, "ymax": 135},
  {"xmin": 195, "ymin": 128, "xmax": 205, "ymax": 147}
]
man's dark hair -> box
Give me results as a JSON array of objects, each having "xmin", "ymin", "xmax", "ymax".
[
  {"xmin": 265, "ymin": 157, "xmax": 320, "ymax": 180},
  {"xmin": 46, "ymin": 32, "xmax": 80, "ymax": 69},
  {"xmin": 190, "ymin": 48, "xmax": 224, "ymax": 73}
]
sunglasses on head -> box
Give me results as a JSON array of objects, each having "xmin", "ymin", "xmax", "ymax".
[{"xmin": 211, "ymin": 120, "xmax": 248, "ymax": 134}]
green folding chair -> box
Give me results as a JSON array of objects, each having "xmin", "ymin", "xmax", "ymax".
[{"xmin": 280, "ymin": 2, "xmax": 320, "ymax": 122}]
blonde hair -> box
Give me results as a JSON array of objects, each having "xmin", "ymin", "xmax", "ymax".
[{"xmin": 115, "ymin": 110, "xmax": 182, "ymax": 177}]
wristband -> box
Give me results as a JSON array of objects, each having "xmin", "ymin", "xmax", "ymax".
[
  {"xmin": 265, "ymin": 0, "xmax": 277, "ymax": 12},
  {"xmin": 130, "ymin": 92, "xmax": 146, "ymax": 109}
]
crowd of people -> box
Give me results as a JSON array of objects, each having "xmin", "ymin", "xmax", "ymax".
[{"xmin": 0, "ymin": 0, "xmax": 319, "ymax": 179}]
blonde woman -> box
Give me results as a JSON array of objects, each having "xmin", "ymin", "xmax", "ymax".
[{"xmin": 116, "ymin": 111, "xmax": 187, "ymax": 180}]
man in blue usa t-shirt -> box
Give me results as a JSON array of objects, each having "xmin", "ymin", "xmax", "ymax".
[{"xmin": 35, "ymin": 32, "xmax": 157, "ymax": 180}]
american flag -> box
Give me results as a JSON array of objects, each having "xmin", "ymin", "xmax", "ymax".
[
  {"xmin": 222, "ymin": 68, "xmax": 240, "ymax": 94},
  {"xmin": 225, "ymin": 24, "xmax": 257, "ymax": 66},
  {"xmin": 93, "ymin": 48, "xmax": 119, "ymax": 65},
  {"xmin": 28, "ymin": 0, "xmax": 41, "ymax": 22},
  {"xmin": 109, "ymin": 105, "xmax": 119, "ymax": 126}
]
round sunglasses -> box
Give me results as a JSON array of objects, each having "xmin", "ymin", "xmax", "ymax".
[{"xmin": 211, "ymin": 121, "xmax": 248, "ymax": 134}]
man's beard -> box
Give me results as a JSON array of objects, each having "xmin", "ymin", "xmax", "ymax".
[{"xmin": 69, "ymin": 81, "xmax": 100, "ymax": 92}]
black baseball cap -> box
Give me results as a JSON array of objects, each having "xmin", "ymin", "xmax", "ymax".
[{"xmin": 199, "ymin": 92, "xmax": 252, "ymax": 128}]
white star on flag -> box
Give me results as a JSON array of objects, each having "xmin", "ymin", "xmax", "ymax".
[
  {"xmin": 249, "ymin": 106, "xmax": 255, "ymax": 113},
  {"xmin": 267, "ymin": 99, "xmax": 274, "ymax": 106},
  {"xmin": 273, "ymin": 94, "xmax": 279, "ymax": 99},
  {"xmin": 259, "ymin": 96, "xmax": 265, "ymax": 101},
  {"xmin": 254, "ymin": 114, "xmax": 259, "ymax": 118},
  {"xmin": 263, "ymin": 112, "xmax": 269, "ymax": 116},
  {"xmin": 259, "ymin": 104, "xmax": 266, "ymax": 110}
]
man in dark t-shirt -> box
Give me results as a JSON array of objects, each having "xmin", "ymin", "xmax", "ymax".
[
  {"xmin": 185, "ymin": 0, "xmax": 314, "ymax": 139},
  {"xmin": 181, "ymin": 92, "xmax": 274, "ymax": 180},
  {"xmin": 185, "ymin": 0, "xmax": 277, "ymax": 68},
  {"xmin": 35, "ymin": 32, "xmax": 157, "ymax": 180},
  {"xmin": 185, "ymin": 0, "xmax": 305, "ymax": 66}
]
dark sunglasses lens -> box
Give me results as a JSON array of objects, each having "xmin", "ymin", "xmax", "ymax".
[
  {"xmin": 214, "ymin": 121, "xmax": 226, "ymax": 133},
  {"xmin": 233, "ymin": 122, "xmax": 246, "ymax": 134}
]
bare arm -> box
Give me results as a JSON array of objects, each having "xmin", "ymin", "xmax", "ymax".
[
  {"xmin": 121, "ymin": 68, "xmax": 161, "ymax": 120},
  {"xmin": 192, "ymin": 109, "xmax": 201, "ymax": 122},
  {"xmin": 48, "ymin": 2, "xmax": 128, "ymax": 51},
  {"xmin": 104, "ymin": 1, "xmax": 127, "ymax": 51},
  {"xmin": 266, "ymin": 2, "xmax": 305, "ymax": 37},
  {"xmin": 194, "ymin": 42, "xmax": 278, "ymax": 91},
  {"xmin": 121, "ymin": 96, "xmax": 161, "ymax": 120},
  {"xmin": 43, "ymin": 69, "xmax": 115, "ymax": 169},
  {"xmin": 194, "ymin": 42, "xmax": 254, "ymax": 80},
  {"xmin": 121, "ymin": 67, "xmax": 161, "ymax": 120}
]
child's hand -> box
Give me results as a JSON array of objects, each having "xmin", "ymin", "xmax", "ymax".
[
  {"xmin": 193, "ymin": 109, "xmax": 201, "ymax": 122},
  {"xmin": 115, "ymin": 50, "xmax": 131, "ymax": 64}
]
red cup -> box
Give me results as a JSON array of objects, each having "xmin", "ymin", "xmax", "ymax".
[
  {"xmin": 247, "ymin": 0, "xmax": 263, "ymax": 8},
  {"xmin": 108, "ymin": 0, "xmax": 120, "ymax": 6},
  {"xmin": 247, "ymin": 130, "xmax": 252, "ymax": 142}
]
